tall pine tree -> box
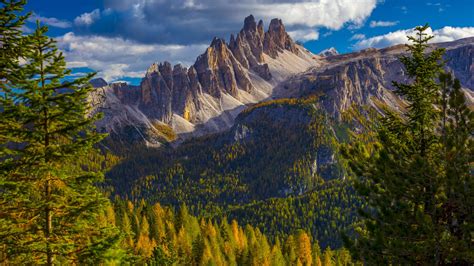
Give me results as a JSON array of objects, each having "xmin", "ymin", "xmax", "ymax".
[
  {"xmin": 0, "ymin": 14, "xmax": 121, "ymax": 265},
  {"xmin": 342, "ymin": 25, "xmax": 473, "ymax": 264},
  {"xmin": 0, "ymin": 0, "xmax": 29, "ymax": 84}
]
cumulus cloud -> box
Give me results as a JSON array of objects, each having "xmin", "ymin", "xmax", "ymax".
[
  {"xmin": 75, "ymin": 0, "xmax": 377, "ymax": 45},
  {"xmin": 56, "ymin": 0, "xmax": 381, "ymax": 81},
  {"xmin": 56, "ymin": 32, "xmax": 208, "ymax": 82},
  {"xmin": 432, "ymin": 27, "xmax": 474, "ymax": 42},
  {"xmin": 28, "ymin": 13, "xmax": 71, "ymax": 28},
  {"xmin": 350, "ymin": 33, "xmax": 366, "ymax": 41},
  {"xmin": 74, "ymin": 9, "xmax": 101, "ymax": 26},
  {"xmin": 353, "ymin": 26, "xmax": 474, "ymax": 50},
  {"xmin": 288, "ymin": 29, "xmax": 319, "ymax": 42},
  {"xmin": 369, "ymin": 20, "xmax": 399, "ymax": 28}
]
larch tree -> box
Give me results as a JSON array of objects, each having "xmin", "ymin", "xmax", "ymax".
[
  {"xmin": 0, "ymin": 12, "xmax": 121, "ymax": 265},
  {"xmin": 342, "ymin": 25, "xmax": 473, "ymax": 264}
]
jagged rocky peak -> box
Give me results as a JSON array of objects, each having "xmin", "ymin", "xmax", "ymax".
[
  {"xmin": 264, "ymin": 18, "xmax": 299, "ymax": 58},
  {"xmin": 319, "ymin": 47, "xmax": 339, "ymax": 57},
  {"xmin": 90, "ymin": 78, "xmax": 108, "ymax": 88},
  {"xmin": 96, "ymin": 15, "xmax": 320, "ymax": 141},
  {"xmin": 243, "ymin": 14, "xmax": 257, "ymax": 32},
  {"xmin": 230, "ymin": 15, "xmax": 274, "ymax": 80},
  {"xmin": 146, "ymin": 62, "xmax": 159, "ymax": 75},
  {"xmin": 195, "ymin": 36, "xmax": 253, "ymax": 98},
  {"xmin": 230, "ymin": 15, "xmax": 265, "ymax": 66}
]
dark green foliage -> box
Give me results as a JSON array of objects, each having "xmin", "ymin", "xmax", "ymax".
[
  {"xmin": 104, "ymin": 98, "xmax": 355, "ymax": 248},
  {"xmin": 112, "ymin": 199, "xmax": 357, "ymax": 265},
  {"xmin": 341, "ymin": 25, "xmax": 473, "ymax": 264},
  {"xmin": 0, "ymin": 14, "xmax": 122, "ymax": 265},
  {"xmin": 226, "ymin": 179, "xmax": 363, "ymax": 249},
  {"xmin": 0, "ymin": 0, "xmax": 29, "ymax": 85}
]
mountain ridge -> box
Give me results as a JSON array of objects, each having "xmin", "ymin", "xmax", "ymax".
[
  {"xmin": 90, "ymin": 16, "xmax": 474, "ymax": 147},
  {"xmin": 91, "ymin": 15, "xmax": 319, "ymax": 146}
]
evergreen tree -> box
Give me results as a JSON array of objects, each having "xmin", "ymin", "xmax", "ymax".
[
  {"xmin": 0, "ymin": 0, "xmax": 29, "ymax": 84},
  {"xmin": 0, "ymin": 21, "xmax": 121, "ymax": 264},
  {"xmin": 342, "ymin": 25, "xmax": 473, "ymax": 264},
  {"xmin": 439, "ymin": 72, "xmax": 474, "ymax": 263}
]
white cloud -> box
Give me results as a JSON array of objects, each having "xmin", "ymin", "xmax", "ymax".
[
  {"xmin": 369, "ymin": 20, "xmax": 399, "ymax": 28},
  {"xmin": 250, "ymin": 1, "xmax": 377, "ymax": 30},
  {"xmin": 350, "ymin": 33, "xmax": 366, "ymax": 41},
  {"xmin": 56, "ymin": 32, "xmax": 207, "ymax": 82},
  {"xmin": 288, "ymin": 29, "xmax": 319, "ymax": 42},
  {"xmin": 28, "ymin": 13, "xmax": 71, "ymax": 28},
  {"xmin": 353, "ymin": 26, "xmax": 474, "ymax": 50},
  {"xmin": 87, "ymin": 0, "xmax": 378, "ymax": 45},
  {"xmin": 433, "ymin": 26, "xmax": 474, "ymax": 42},
  {"xmin": 74, "ymin": 9, "xmax": 101, "ymax": 26}
]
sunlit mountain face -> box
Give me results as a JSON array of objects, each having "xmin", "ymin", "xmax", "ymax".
[{"xmin": 26, "ymin": 0, "xmax": 474, "ymax": 84}]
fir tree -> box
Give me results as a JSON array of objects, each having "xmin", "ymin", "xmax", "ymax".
[
  {"xmin": 439, "ymin": 72, "xmax": 474, "ymax": 263},
  {"xmin": 342, "ymin": 25, "xmax": 473, "ymax": 264},
  {"xmin": 0, "ymin": 0, "xmax": 29, "ymax": 84},
  {"xmin": 0, "ymin": 21, "xmax": 121, "ymax": 264}
]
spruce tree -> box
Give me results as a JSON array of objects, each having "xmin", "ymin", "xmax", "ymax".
[
  {"xmin": 0, "ymin": 0, "xmax": 29, "ymax": 84},
  {"xmin": 439, "ymin": 73, "xmax": 474, "ymax": 263},
  {"xmin": 342, "ymin": 25, "xmax": 473, "ymax": 264},
  {"xmin": 0, "ymin": 20, "xmax": 121, "ymax": 264}
]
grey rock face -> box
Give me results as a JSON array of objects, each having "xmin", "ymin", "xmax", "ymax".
[
  {"xmin": 94, "ymin": 15, "xmax": 307, "ymax": 135},
  {"xmin": 229, "ymin": 15, "xmax": 272, "ymax": 80},
  {"xmin": 90, "ymin": 78, "xmax": 108, "ymax": 88},
  {"xmin": 278, "ymin": 38, "xmax": 474, "ymax": 119},
  {"xmin": 92, "ymin": 12, "xmax": 474, "ymax": 147},
  {"xmin": 263, "ymin": 18, "xmax": 299, "ymax": 58}
]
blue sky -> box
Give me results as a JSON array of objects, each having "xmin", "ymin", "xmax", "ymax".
[{"xmin": 23, "ymin": 0, "xmax": 474, "ymax": 84}]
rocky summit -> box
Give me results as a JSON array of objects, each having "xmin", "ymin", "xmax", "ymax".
[
  {"xmin": 90, "ymin": 15, "xmax": 474, "ymax": 147},
  {"xmin": 90, "ymin": 15, "xmax": 318, "ymax": 146}
]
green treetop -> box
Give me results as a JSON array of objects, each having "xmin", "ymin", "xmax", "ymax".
[
  {"xmin": 342, "ymin": 25, "xmax": 473, "ymax": 264},
  {"xmin": 0, "ymin": 10, "xmax": 121, "ymax": 265}
]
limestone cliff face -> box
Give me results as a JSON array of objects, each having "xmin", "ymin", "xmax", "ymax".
[
  {"xmin": 444, "ymin": 43, "xmax": 474, "ymax": 88},
  {"xmin": 194, "ymin": 37, "xmax": 253, "ymax": 98},
  {"xmin": 93, "ymin": 13, "xmax": 474, "ymax": 146},
  {"xmin": 263, "ymin": 18, "xmax": 299, "ymax": 58},
  {"xmin": 229, "ymin": 15, "xmax": 271, "ymax": 80},
  {"xmin": 92, "ymin": 15, "xmax": 316, "ymax": 144},
  {"xmin": 136, "ymin": 14, "xmax": 310, "ymax": 127},
  {"xmin": 101, "ymin": 15, "xmax": 314, "ymax": 130},
  {"xmin": 277, "ymin": 38, "xmax": 474, "ymax": 119}
]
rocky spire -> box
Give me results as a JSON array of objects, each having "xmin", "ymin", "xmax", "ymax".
[
  {"xmin": 229, "ymin": 15, "xmax": 272, "ymax": 80},
  {"xmin": 137, "ymin": 15, "xmax": 303, "ymax": 123},
  {"xmin": 264, "ymin": 18, "xmax": 299, "ymax": 58},
  {"xmin": 243, "ymin": 14, "xmax": 257, "ymax": 32}
]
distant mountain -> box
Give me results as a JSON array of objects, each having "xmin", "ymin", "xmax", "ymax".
[
  {"xmin": 90, "ymin": 15, "xmax": 318, "ymax": 146},
  {"xmin": 318, "ymin": 47, "xmax": 339, "ymax": 57},
  {"xmin": 90, "ymin": 78, "xmax": 108, "ymax": 88},
  {"xmin": 97, "ymin": 17, "xmax": 474, "ymax": 248},
  {"xmin": 90, "ymin": 15, "xmax": 474, "ymax": 148},
  {"xmin": 276, "ymin": 38, "xmax": 474, "ymax": 119}
]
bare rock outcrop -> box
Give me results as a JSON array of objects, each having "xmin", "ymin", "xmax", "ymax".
[{"xmin": 264, "ymin": 18, "xmax": 299, "ymax": 58}]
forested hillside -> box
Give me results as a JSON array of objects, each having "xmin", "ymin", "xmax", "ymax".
[
  {"xmin": 102, "ymin": 97, "xmax": 363, "ymax": 249},
  {"xmin": 111, "ymin": 199, "xmax": 355, "ymax": 265},
  {"xmin": 1, "ymin": 1, "xmax": 472, "ymax": 265}
]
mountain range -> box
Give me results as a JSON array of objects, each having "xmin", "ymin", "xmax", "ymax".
[
  {"xmin": 90, "ymin": 15, "xmax": 473, "ymax": 148},
  {"xmin": 91, "ymin": 15, "xmax": 474, "ymax": 248}
]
